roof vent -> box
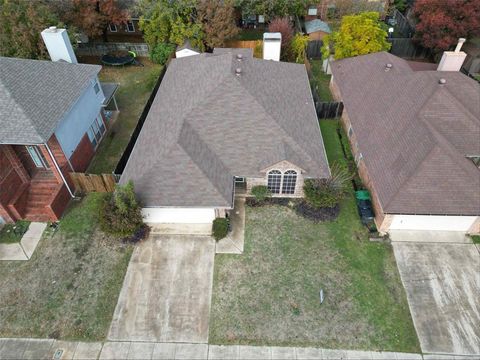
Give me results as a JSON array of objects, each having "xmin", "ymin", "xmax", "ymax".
[
  {"xmin": 385, "ymin": 63, "xmax": 393, "ymax": 71},
  {"xmin": 236, "ymin": 54, "xmax": 243, "ymax": 61},
  {"xmin": 439, "ymin": 78, "xmax": 447, "ymax": 85},
  {"xmin": 235, "ymin": 68, "xmax": 242, "ymax": 76}
]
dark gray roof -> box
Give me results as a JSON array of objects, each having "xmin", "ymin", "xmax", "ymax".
[
  {"xmin": 121, "ymin": 49, "xmax": 330, "ymax": 207},
  {"xmin": 331, "ymin": 52, "xmax": 480, "ymax": 216},
  {"xmin": 0, "ymin": 57, "xmax": 101, "ymax": 144}
]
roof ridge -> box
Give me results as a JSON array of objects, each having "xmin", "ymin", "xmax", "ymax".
[
  {"xmin": 178, "ymin": 120, "xmax": 233, "ymax": 204},
  {"xmin": 234, "ymin": 66, "xmax": 317, "ymax": 170},
  {"xmin": 0, "ymin": 80, "xmax": 40, "ymax": 143}
]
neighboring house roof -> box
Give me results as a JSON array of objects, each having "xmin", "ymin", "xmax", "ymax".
[
  {"xmin": 331, "ymin": 52, "xmax": 480, "ymax": 216},
  {"xmin": 176, "ymin": 40, "xmax": 200, "ymax": 53},
  {"xmin": 121, "ymin": 49, "xmax": 330, "ymax": 208},
  {"xmin": 304, "ymin": 19, "xmax": 331, "ymax": 35},
  {"xmin": 0, "ymin": 57, "xmax": 101, "ymax": 145}
]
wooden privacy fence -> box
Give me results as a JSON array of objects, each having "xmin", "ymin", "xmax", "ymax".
[
  {"xmin": 388, "ymin": 38, "xmax": 432, "ymax": 60},
  {"xmin": 70, "ymin": 173, "xmax": 116, "ymax": 193},
  {"xmin": 307, "ymin": 40, "xmax": 323, "ymax": 59},
  {"xmin": 316, "ymin": 102, "xmax": 344, "ymax": 119},
  {"xmin": 225, "ymin": 40, "xmax": 262, "ymax": 50}
]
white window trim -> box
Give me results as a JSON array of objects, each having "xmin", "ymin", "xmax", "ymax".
[
  {"xmin": 308, "ymin": 7, "xmax": 318, "ymax": 16},
  {"xmin": 267, "ymin": 169, "xmax": 298, "ymax": 195},
  {"xmin": 281, "ymin": 170, "xmax": 298, "ymax": 195},
  {"xmin": 125, "ymin": 21, "xmax": 135, "ymax": 32},
  {"xmin": 109, "ymin": 23, "xmax": 117, "ymax": 32}
]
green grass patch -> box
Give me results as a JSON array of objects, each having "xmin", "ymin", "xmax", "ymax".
[
  {"xmin": 309, "ymin": 60, "xmax": 333, "ymax": 102},
  {"xmin": 234, "ymin": 28, "xmax": 264, "ymax": 41},
  {"xmin": 210, "ymin": 119, "xmax": 420, "ymax": 352},
  {"xmin": 87, "ymin": 60, "xmax": 163, "ymax": 174},
  {"xmin": 0, "ymin": 193, "xmax": 133, "ymax": 340},
  {"xmin": 0, "ymin": 221, "xmax": 30, "ymax": 244},
  {"xmin": 470, "ymin": 235, "xmax": 480, "ymax": 244}
]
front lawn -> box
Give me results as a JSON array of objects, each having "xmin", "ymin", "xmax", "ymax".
[
  {"xmin": 0, "ymin": 194, "xmax": 133, "ymax": 340},
  {"xmin": 0, "ymin": 221, "xmax": 30, "ymax": 244},
  {"xmin": 87, "ymin": 59, "xmax": 163, "ymax": 173},
  {"xmin": 209, "ymin": 120, "xmax": 420, "ymax": 352}
]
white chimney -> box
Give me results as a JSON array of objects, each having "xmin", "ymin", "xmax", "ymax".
[
  {"xmin": 41, "ymin": 26, "xmax": 78, "ymax": 64},
  {"xmin": 263, "ymin": 32, "xmax": 282, "ymax": 61},
  {"xmin": 437, "ymin": 38, "xmax": 467, "ymax": 72}
]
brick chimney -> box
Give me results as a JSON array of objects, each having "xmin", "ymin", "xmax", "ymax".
[
  {"xmin": 41, "ymin": 26, "xmax": 78, "ymax": 64},
  {"xmin": 437, "ymin": 38, "xmax": 467, "ymax": 72}
]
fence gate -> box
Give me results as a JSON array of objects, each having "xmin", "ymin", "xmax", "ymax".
[{"xmin": 70, "ymin": 173, "xmax": 117, "ymax": 193}]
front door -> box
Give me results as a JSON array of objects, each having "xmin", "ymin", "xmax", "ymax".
[{"xmin": 26, "ymin": 145, "xmax": 50, "ymax": 169}]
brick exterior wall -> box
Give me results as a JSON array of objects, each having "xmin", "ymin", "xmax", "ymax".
[
  {"xmin": 48, "ymin": 184, "xmax": 71, "ymax": 221},
  {"xmin": 330, "ymin": 77, "xmax": 389, "ymax": 232},
  {"xmin": 245, "ymin": 161, "xmax": 305, "ymax": 198},
  {"xmin": 0, "ymin": 145, "xmax": 31, "ymax": 222},
  {"xmin": 70, "ymin": 133, "xmax": 95, "ymax": 172}
]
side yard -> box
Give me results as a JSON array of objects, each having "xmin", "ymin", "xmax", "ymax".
[
  {"xmin": 209, "ymin": 120, "xmax": 420, "ymax": 352},
  {"xmin": 0, "ymin": 194, "xmax": 133, "ymax": 340},
  {"xmin": 86, "ymin": 59, "xmax": 163, "ymax": 174}
]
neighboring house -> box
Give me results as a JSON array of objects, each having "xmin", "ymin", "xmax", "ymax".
[
  {"xmin": 120, "ymin": 47, "xmax": 330, "ymax": 224},
  {"xmin": 175, "ymin": 40, "xmax": 201, "ymax": 58},
  {"xmin": 463, "ymin": 38, "xmax": 480, "ymax": 75},
  {"xmin": 307, "ymin": 0, "xmax": 389, "ymax": 21},
  {"xmin": 330, "ymin": 50, "xmax": 480, "ymax": 233},
  {"xmin": 106, "ymin": 18, "xmax": 144, "ymax": 43},
  {"xmin": 0, "ymin": 28, "xmax": 111, "ymax": 224},
  {"xmin": 304, "ymin": 19, "xmax": 332, "ymax": 41}
]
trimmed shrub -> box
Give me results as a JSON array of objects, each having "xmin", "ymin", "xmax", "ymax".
[
  {"xmin": 150, "ymin": 43, "xmax": 175, "ymax": 65},
  {"xmin": 303, "ymin": 163, "xmax": 351, "ymax": 209},
  {"xmin": 212, "ymin": 218, "xmax": 229, "ymax": 241},
  {"xmin": 100, "ymin": 181, "xmax": 145, "ymax": 239},
  {"xmin": 251, "ymin": 185, "xmax": 271, "ymax": 202}
]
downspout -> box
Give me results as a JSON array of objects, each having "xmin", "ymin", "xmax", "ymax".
[{"xmin": 44, "ymin": 143, "xmax": 75, "ymax": 198}]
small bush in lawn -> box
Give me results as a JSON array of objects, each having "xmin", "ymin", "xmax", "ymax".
[
  {"xmin": 251, "ymin": 185, "xmax": 271, "ymax": 203},
  {"xmin": 100, "ymin": 181, "xmax": 145, "ymax": 239},
  {"xmin": 212, "ymin": 218, "xmax": 229, "ymax": 241},
  {"xmin": 304, "ymin": 163, "xmax": 351, "ymax": 209},
  {"xmin": 150, "ymin": 43, "xmax": 175, "ymax": 65}
]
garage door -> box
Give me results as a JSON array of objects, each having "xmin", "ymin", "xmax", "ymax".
[
  {"xmin": 142, "ymin": 208, "xmax": 216, "ymax": 224},
  {"xmin": 389, "ymin": 215, "xmax": 478, "ymax": 232}
]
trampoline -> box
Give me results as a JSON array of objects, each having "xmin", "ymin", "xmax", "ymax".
[{"xmin": 101, "ymin": 50, "xmax": 135, "ymax": 66}]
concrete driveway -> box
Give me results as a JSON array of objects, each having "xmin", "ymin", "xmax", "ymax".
[
  {"xmin": 392, "ymin": 231, "xmax": 480, "ymax": 355},
  {"xmin": 108, "ymin": 235, "xmax": 215, "ymax": 343}
]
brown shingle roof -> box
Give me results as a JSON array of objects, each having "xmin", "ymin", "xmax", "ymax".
[
  {"xmin": 331, "ymin": 52, "xmax": 480, "ymax": 216},
  {"xmin": 120, "ymin": 50, "xmax": 330, "ymax": 207}
]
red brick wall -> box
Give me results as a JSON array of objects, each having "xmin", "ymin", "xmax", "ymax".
[
  {"xmin": 70, "ymin": 133, "xmax": 95, "ymax": 172},
  {"xmin": 331, "ymin": 78, "xmax": 389, "ymax": 231},
  {"xmin": 48, "ymin": 184, "xmax": 71, "ymax": 221},
  {"xmin": 0, "ymin": 145, "xmax": 30, "ymax": 222}
]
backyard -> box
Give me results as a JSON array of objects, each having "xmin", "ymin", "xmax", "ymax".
[
  {"xmin": 86, "ymin": 58, "xmax": 163, "ymax": 174},
  {"xmin": 209, "ymin": 120, "xmax": 420, "ymax": 353},
  {"xmin": 0, "ymin": 194, "xmax": 132, "ymax": 340},
  {"xmin": 308, "ymin": 59, "xmax": 333, "ymax": 102}
]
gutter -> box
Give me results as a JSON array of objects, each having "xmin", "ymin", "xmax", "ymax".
[{"xmin": 44, "ymin": 143, "xmax": 75, "ymax": 198}]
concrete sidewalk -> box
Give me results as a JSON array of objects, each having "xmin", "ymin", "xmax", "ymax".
[
  {"xmin": 0, "ymin": 222, "xmax": 46, "ymax": 261},
  {"xmin": 0, "ymin": 338, "xmax": 445, "ymax": 360}
]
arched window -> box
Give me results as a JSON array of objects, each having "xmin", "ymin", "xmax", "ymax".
[
  {"xmin": 267, "ymin": 170, "xmax": 282, "ymax": 194},
  {"xmin": 282, "ymin": 170, "xmax": 297, "ymax": 194}
]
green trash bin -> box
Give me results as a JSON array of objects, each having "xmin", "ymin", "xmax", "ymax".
[{"xmin": 355, "ymin": 190, "xmax": 371, "ymax": 201}]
